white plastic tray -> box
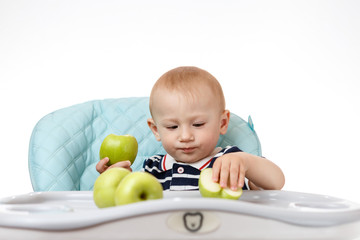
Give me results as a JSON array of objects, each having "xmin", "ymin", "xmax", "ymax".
[{"xmin": 0, "ymin": 190, "xmax": 360, "ymax": 239}]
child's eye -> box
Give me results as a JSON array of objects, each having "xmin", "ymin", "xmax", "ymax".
[
  {"xmin": 193, "ymin": 123, "xmax": 205, "ymax": 127},
  {"xmin": 166, "ymin": 125, "xmax": 178, "ymax": 130}
]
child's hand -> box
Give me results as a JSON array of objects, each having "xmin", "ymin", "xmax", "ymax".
[
  {"xmin": 95, "ymin": 157, "xmax": 132, "ymax": 174},
  {"xmin": 212, "ymin": 152, "xmax": 285, "ymax": 191},
  {"xmin": 211, "ymin": 152, "xmax": 248, "ymax": 190}
]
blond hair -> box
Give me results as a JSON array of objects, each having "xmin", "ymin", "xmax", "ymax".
[{"xmin": 149, "ymin": 66, "xmax": 225, "ymax": 115}]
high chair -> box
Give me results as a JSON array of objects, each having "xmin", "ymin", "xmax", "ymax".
[
  {"xmin": 28, "ymin": 97, "xmax": 262, "ymax": 191},
  {"xmin": 1, "ymin": 97, "xmax": 359, "ymax": 239}
]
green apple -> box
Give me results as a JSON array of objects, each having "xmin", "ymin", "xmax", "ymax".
[
  {"xmin": 198, "ymin": 168, "xmax": 243, "ymax": 200},
  {"xmin": 114, "ymin": 172, "xmax": 163, "ymax": 206},
  {"xmin": 198, "ymin": 168, "xmax": 222, "ymax": 198},
  {"xmin": 93, "ymin": 168, "xmax": 131, "ymax": 208},
  {"xmin": 221, "ymin": 187, "xmax": 243, "ymax": 200},
  {"xmin": 99, "ymin": 134, "xmax": 138, "ymax": 166}
]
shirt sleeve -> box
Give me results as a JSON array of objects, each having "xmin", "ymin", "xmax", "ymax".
[{"xmin": 142, "ymin": 155, "xmax": 164, "ymax": 173}]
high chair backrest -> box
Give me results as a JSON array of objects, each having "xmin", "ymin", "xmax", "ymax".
[{"xmin": 28, "ymin": 97, "xmax": 262, "ymax": 191}]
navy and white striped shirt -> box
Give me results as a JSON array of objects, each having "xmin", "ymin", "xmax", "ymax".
[{"xmin": 143, "ymin": 146, "xmax": 249, "ymax": 191}]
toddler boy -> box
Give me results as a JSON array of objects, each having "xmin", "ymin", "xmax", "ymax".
[{"xmin": 97, "ymin": 66, "xmax": 285, "ymax": 191}]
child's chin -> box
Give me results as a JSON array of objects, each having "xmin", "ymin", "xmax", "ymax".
[{"xmin": 175, "ymin": 154, "xmax": 202, "ymax": 164}]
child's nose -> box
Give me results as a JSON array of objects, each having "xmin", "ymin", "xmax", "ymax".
[{"xmin": 178, "ymin": 127, "xmax": 194, "ymax": 142}]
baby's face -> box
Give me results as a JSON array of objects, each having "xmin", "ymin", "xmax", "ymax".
[{"xmin": 150, "ymin": 87, "xmax": 228, "ymax": 163}]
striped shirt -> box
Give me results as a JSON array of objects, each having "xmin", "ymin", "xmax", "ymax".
[{"xmin": 143, "ymin": 146, "xmax": 249, "ymax": 191}]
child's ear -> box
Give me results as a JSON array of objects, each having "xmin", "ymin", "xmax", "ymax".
[
  {"xmin": 219, "ymin": 110, "xmax": 230, "ymax": 135},
  {"xmin": 147, "ymin": 118, "xmax": 161, "ymax": 141}
]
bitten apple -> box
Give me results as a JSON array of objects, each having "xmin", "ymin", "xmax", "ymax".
[
  {"xmin": 93, "ymin": 167, "xmax": 131, "ymax": 208},
  {"xmin": 115, "ymin": 172, "xmax": 163, "ymax": 205},
  {"xmin": 99, "ymin": 134, "xmax": 138, "ymax": 166},
  {"xmin": 199, "ymin": 168, "xmax": 243, "ymax": 200},
  {"xmin": 198, "ymin": 168, "xmax": 222, "ymax": 198}
]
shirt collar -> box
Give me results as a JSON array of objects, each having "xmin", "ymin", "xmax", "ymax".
[{"xmin": 162, "ymin": 147, "xmax": 222, "ymax": 171}]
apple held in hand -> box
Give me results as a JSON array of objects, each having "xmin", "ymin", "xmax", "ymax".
[
  {"xmin": 115, "ymin": 172, "xmax": 163, "ymax": 205},
  {"xmin": 199, "ymin": 168, "xmax": 243, "ymax": 200},
  {"xmin": 93, "ymin": 168, "xmax": 131, "ymax": 208},
  {"xmin": 100, "ymin": 134, "xmax": 138, "ymax": 166}
]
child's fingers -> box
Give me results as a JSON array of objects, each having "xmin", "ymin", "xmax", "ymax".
[
  {"xmin": 219, "ymin": 160, "xmax": 230, "ymax": 188},
  {"xmin": 122, "ymin": 160, "xmax": 132, "ymax": 169},
  {"xmin": 109, "ymin": 160, "xmax": 133, "ymax": 172},
  {"xmin": 237, "ymin": 167, "xmax": 245, "ymax": 189},
  {"xmin": 229, "ymin": 166, "xmax": 240, "ymax": 190},
  {"xmin": 96, "ymin": 157, "xmax": 109, "ymax": 173},
  {"xmin": 211, "ymin": 159, "xmax": 221, "ymax": 183}
]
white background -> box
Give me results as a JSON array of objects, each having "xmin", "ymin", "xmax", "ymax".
[{"xmin": 1, "ymin": 0, "xmax": 359, "ymax": 203}]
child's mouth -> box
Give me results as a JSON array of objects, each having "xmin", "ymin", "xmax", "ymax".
[{"xmin": 179, "ymin": 147, "xmax": 196, "ymax": 153}]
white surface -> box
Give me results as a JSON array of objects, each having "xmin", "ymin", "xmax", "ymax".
[
  {"xmin": 0, "ymin": 191, "xmax": 360, "ymax": 239},
  {"xmin": 1, "ymin": 1, "xmax": 360, "ymax": 203}
]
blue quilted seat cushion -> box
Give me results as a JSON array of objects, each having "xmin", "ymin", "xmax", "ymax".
[{"xmin": 28, "ymin": 97, "xmax": 262, "ymax": 191}]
